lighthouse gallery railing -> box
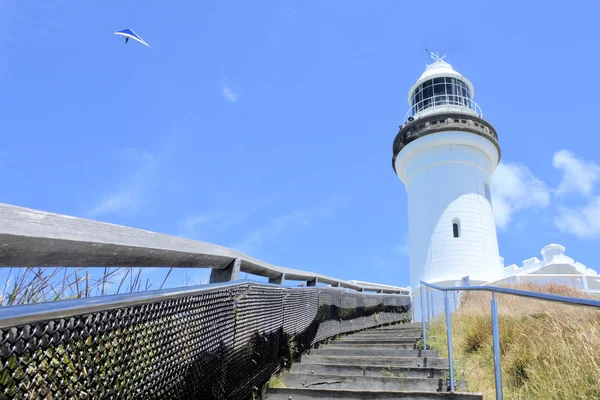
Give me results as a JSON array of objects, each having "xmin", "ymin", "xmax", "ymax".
[{"xmin": 404, "ymin": 93, "xmax": 483, "ymax": 122}]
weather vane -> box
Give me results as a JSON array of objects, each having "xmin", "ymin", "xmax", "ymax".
[{"xmin": 424, "ymin": 45, "xmax": 446, "ymax": 62}]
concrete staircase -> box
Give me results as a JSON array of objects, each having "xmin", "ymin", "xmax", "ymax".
[{"xmin": 266, "ymin": 323, "xmax": 482, "ymax": 399}]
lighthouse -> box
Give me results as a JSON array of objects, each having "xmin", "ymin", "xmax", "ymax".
[{"xmin": 392, "ymin": 54, "xmax": 503, "ymax": 317}]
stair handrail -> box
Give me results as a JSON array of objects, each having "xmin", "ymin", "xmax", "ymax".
[
  {"xmin": 0, "ymin": 202, "xmax": 408, "ymax": 294},
  {"xmin": 419, "ymin": 280, "xmax": 600, "ymax": 399}
]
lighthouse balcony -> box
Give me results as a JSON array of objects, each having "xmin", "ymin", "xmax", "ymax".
[
  {"xmin": 404, "ymin": 94, "xmax": 482, "ymax": 122},
  {"xmin": 392, "ymin": 111, "xmax": 500, "ymax": 173}
]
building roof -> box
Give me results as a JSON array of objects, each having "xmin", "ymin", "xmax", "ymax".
[
  {"xmin": 406, "ymin": 59, "xmax": 476, "ymax": 106},
  {"xmin": 502, "ymin": 243, "xmax": 597, "ymax": 276}
]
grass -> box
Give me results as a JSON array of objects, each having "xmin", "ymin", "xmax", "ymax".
[
  {"xmin": 266, "ymin": 374, "xmax": 286, "ymax": 389},
  {"xmin": 428, "ymin": 283, "xmax": 600, "ymax": 400},
  {"xmin": 283, "ymin": 336, "xmax": 298, "ymax": 369},
  {"xmin": 0, "ymin": 266, "xmax": 184, "ymax": 306}
]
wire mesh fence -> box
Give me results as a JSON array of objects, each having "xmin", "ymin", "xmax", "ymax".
[{"xmin": 0, "ymin": 282, "xmax": 410, "ymax": 400}]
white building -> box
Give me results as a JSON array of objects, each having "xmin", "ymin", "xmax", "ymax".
[
  {"xmin": 392, "ymin": 55, "xmax": 597, "ymax": 321},
  {"xmin": 489, "ymin": 243, "xmax": 600, "ymax": 293}
]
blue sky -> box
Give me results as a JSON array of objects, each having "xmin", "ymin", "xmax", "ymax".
[{"xmin": 1, "ymin": 0, "xmax": 599, "ymax": 290}]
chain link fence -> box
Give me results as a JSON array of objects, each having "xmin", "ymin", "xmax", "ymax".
[{"xmin": 0, "ymin": 282, "xmax": 410, "ymax": 399}]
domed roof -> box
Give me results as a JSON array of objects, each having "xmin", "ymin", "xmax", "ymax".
[{"xmin": 407, "ymin": 58, "xmax": 475, "ymax": 106}]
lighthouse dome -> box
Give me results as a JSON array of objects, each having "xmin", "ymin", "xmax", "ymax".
[{"xmin": 405, "ymin": 55, "xmax": 480, "ymax": 120}]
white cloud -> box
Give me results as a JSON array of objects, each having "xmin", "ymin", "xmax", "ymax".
[
  {"xmin": 553, "ymin": 150, "xmax": 600, "ymax": 197},
  {"xmin": 220, "ymin": 83, "xmax": 239, "ymax": 103},
  {"xmin": 371, "ymin": 255, "xmax": 391, "ymax": 268},
  {"xmin": 217, "ymin": 72, "xmax": 240, "ymax": 103},
  {"xmin": 231, "ymin": 198, "xmax": 344, "ymax": 256},
  {"xmin": 180, "ymin": 212, "xmax": 228, "ymax": 232},
  {"xmin": 549, "ymin": 150, "xmax": 600, "ymax": 238},
  {"xmin": 121, "ymin": 147, "xmax": 154, "ymax": 163},
  {"xmin": 491, "ymin": 162, "xmax": 551, "ymax": 230},
  {"xmin": 370, "ymin": 238, "xmax": 409, "ymax": 271},
  {"xmin": 555, "ymin": 197, "xmax": 600, "ymax": 238},
  {"xmin": 88, "ymin": 185, "xmax": 142, "ymax": 218},
  {"xmin": 177, "ymin": 197, "xmax": 281, "ymax": 239},
  {"xmin": 87, "ymin": 147, "xmax": 165, "ymax": 218},
  {"xmin": 392, "ymin": 235, "xmax": 409, "ymax": 256},
  {"xmin": 491, "ymin": 151, "xmax": 600, "ymax": 238}
]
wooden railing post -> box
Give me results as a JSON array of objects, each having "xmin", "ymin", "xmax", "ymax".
[
  {"xmin": 209, "ymin": 258, "xmax": 241, "ymax": 283},
  {"xmin": 268, "ymin": 273, "xmax": 285, "ymax": 285}
]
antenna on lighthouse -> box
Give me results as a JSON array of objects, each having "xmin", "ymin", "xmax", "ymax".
[{"xmin": 429, "ymin": 51, "xmax": 446, "ymax": 62}]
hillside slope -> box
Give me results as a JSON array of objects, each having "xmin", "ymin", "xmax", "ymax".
[{"xmin": 428, "ymin": 284, "xmax": 600, "ymax": 400}]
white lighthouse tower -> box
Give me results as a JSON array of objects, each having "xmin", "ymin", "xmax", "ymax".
[{"xmin": 392, "ymin": 54, "xmax": 503, "ymax": 318}]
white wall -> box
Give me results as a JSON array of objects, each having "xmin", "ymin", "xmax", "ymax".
[{"xmin": 396, "ymin": 131, "xmax": 503, "ymax": 290}]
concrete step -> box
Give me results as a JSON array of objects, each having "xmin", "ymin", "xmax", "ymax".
[
  {"xmin": 321, "ymin": 343, "xmax": 417, "ymax": 350},
  {"xmin": 366, "ymin": 330, "xmax": 422, "ymax": 338},
  {"xmin": 377, "ymin": 324, "xmax": 422, "ymax": 330},
  {"xmin": 301, "ymin": 355, "xmax": 448, "ymax": 369},
  {"xmin": 385, "ymin": 323, "xmax": 422, "ymax": 328},
  {"xmin": 346, "ymin": 331, "xmax": 421, "ymax": 339},
  {"xmin": 279, "ymin": 373, "xmax": 446, "ymax": 391},
  {"xmin": 264, "ymin": 323, "xmax": 480, "ymax": 400},
  {"xmin": 290, "ymin": 363, "xmax": 446, "ymax": 378},
  {"xmin": 348, "ymin": 330, "xmax": 421, "ymax": 337},
  {"xmin": 267, "ymin": 388, "xmax": 483, "ymax": 400},
  {"xmin": 338, "ymin": 337, "xmax": 421, "ymax": 344},
  {"xmin": 375, "ymin": 326, "xmax": 422, "ymax": 331},
  {"xmin": 310, "ymin": 348, "xmax": 438, "ymax": 358}
]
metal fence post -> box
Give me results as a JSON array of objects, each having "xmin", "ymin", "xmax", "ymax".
[
  {"xmin": 420, "ymin": 284, "xmax": 427, "ymax": 349},
  {"xmin": 429, "ymin": 288, "xmax": 434, "ymax": 321},
  {"xmin": 491, "ymin": 293, "xmax": 503, "ymax": 400},
  {"xmin": 453, "ymin": 291, "xmax": 458, "ymax": 313},
  {"xmin": 444, "ymin": 292, "xmax": 455, "ymax": 392},
  {"xmin": 426, "ymin": 286, "xmax": 431, "ymax": 328}
]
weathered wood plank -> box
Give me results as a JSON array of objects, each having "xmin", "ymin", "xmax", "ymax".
[{"xmin": 0, "ymin": 203, "xmax": 408, "ymax": 293}]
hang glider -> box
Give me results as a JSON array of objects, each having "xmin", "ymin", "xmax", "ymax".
[{"xmin": 114, "ymin": 28, "xmax": 150, "ymax": 47}]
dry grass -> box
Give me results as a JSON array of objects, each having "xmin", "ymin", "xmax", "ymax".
[
  {"xmin": 428, "ymin": 283, "xmax": 600, "ymax": 400},
  {"xmin": 0, "ymin": 266, "xmax": 175, "ymax": 306},
  {"xmin": 266, "ymin": 374, "xmax": 286, "ymax": 388}
]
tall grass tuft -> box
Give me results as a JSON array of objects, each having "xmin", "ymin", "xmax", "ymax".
[
  {"xmin": 428, "ymin": 283, "xmax": 600, "ymax": 399},
  {"xmin": 0, "ymin": 266, "xmax": 177, "ymax": 307}
]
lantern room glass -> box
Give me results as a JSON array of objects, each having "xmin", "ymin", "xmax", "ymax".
[{"xmin": 411, "ymin": 77, "xmax": 474, "ymax": 114}]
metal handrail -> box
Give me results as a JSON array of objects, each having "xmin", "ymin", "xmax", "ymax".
[
  {"xmin": 484, "ymin": 273, "xmax": 600, "ymax": 292},
  {"xmin": 419, "ymin": 280, "xmax": 600, "ymax": 399},
  {"xmin": 0, "ymin": 280, "xmax": 411, "ymax": 399},
  {"xmin": 404, "ymin": 94, "xmax": 482, "ymax": 122}
]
